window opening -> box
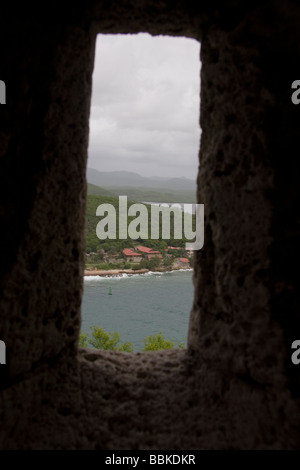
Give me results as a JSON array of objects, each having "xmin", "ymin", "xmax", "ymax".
[{"xmin": 81, "ymin": 33, "xmax": 201, "ymax": 352}]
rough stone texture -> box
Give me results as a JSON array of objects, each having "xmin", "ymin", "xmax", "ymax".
[{"xmin": 0, "ymin": 0, "xmax": 300, "ymax": 449}]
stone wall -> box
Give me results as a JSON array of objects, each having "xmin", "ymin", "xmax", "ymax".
[{"xmin": 0, "ymin": 0, "xmax": 299, "ymax": 449}]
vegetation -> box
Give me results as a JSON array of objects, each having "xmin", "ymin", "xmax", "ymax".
[
  {"xmin": 79, "ymin": 326, "xmax": 134, "ymax": 352},
  {"xmin": 87, "ymin": 183, "xmax": 116, "ymax": 198},
  {"xmin": 107, "ymin": 186, "xmax": 196, "ymax": 203},
  {"xmin": 87, "ymin": 182, "xmax": 196, "ymax": 204},
  {"xmin": 162, "ymin": 257, "xmax": 174, "ymax": 268},
  {"xmin": 143, "ymin": 331, "xmax": 185, "ymax": 351},
  {"xmin": 138, "ymin": 257, "xmax": 161, "ymax": 270},
  {"xmin": 85, "ymin": 193, "xmax": 196, "ymax": 255},
  {"xmin": 78, "ymin": 327, "xmax": 186, "ymax": 351}
]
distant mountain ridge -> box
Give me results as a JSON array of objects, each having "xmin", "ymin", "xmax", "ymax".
[
  {"xmin": 87, "ymin": 168, "xmax": 196, "ymax": 191},
  {"xmin": 87, "ymin": 183, "xmax": 196, "ymax": 203}
]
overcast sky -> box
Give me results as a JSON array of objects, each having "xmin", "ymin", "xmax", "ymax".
[{"xmin": 88, "ymin": 33, "xmax": 201, "ymax": 181}]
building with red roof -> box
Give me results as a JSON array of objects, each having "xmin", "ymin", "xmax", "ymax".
[
  {"xmin": 122, "ymin": 248, "xmax": 142, "ymax": 262},
  {"xmin": 136, "ymin": 246, "xmax": 153, "ymax": 253},
  {"xmin": 136, "ymin": 246, "xmax": 162, "ymax": 260}
]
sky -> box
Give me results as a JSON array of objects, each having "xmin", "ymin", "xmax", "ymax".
[{"xmin": 88, "ymin": 33, "xmax": 201, "ymax": 181}]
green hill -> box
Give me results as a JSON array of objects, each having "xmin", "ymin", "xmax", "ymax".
[
  {"xmin": 87, "ymin": 182, "xmax": 196, "ymax": 203},
  {"xmin": 87, "ymin": 168, "xmax": 196, "ymax": 192},
  {"xmin": 107, "ymin": 186, "xmax": 196, "ymax": 203},
  {"xmin": 85, "ymin": 193, "xmax": 193, "ymax": 254},
  {"xmin": 87, "ymin": 183, "xmax": 116, "ymax": 197}
]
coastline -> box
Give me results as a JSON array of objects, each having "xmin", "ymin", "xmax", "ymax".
[
  {"xmin": 84, "ymin": 268, "xmax": 149, "ymax": 277},
  {"xmin": 84, "ymin": 267, "xmax": 192, "ymax": 277}
]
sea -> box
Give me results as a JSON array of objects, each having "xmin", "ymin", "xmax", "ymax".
[{"xmin": 81, "ymin": 269, "xmax": 194, "ymax": 352}]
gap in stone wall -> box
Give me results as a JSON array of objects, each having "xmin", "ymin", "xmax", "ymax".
[{"xmin": 81, "ymin": 33, "xmax": 201, "ymax": 353}]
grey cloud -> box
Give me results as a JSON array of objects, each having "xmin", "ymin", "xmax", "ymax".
[{"xmin": 88, "ymin": 33, "xmax": 201, "ymax": 179}]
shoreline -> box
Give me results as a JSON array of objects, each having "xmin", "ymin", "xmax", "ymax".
[{"xmin": 84, "ymin": 267, "xmax": 192, "ymax": 277}]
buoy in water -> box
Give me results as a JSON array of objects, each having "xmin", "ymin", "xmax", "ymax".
[{"xmin": 108, "ymin": 287, "xmax": 112, "ymax": 295}]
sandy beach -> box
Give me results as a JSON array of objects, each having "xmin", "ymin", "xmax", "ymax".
[
  {"xmin": 84, "ymin": 268, "xmax": 150, "ymax": 277},
  {"xmin": 84, "ymin": 267, "xmax": 192, "ymax": 277}
]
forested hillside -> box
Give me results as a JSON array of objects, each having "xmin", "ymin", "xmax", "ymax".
[{"xmin": 85, "ymin": 194, "xmax": 193, "ymax": 254}]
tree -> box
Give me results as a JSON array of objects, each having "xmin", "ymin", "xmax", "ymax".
[
  {"xmin": 147, "ymin": 257, "xmax": 160, "ymax": 270},
  {"xmin": 138, "ymin": 257, "xmax": 160, "ymax": 270},
  {"xmin": 78, "ymin": 327, "xmax": 186, "ymax": 352},
  {"xmin": 142, "ymin": 331, "xmax": 185, "ymax": 351},
  {"xmin": 163, "ymin": 257, "xmax": 173, "ymax": 268},
  {"xmin": 88, "ymin": 326, "xmax": 134, "ymax": 352},
  {"xmin": 78, "ymin": 332, "xmax": 89, "ymax": 347}
]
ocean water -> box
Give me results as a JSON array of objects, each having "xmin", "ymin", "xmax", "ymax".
[{"xmin": 80, "ymin": 269, "xmax": 194, "ymax": 352}]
